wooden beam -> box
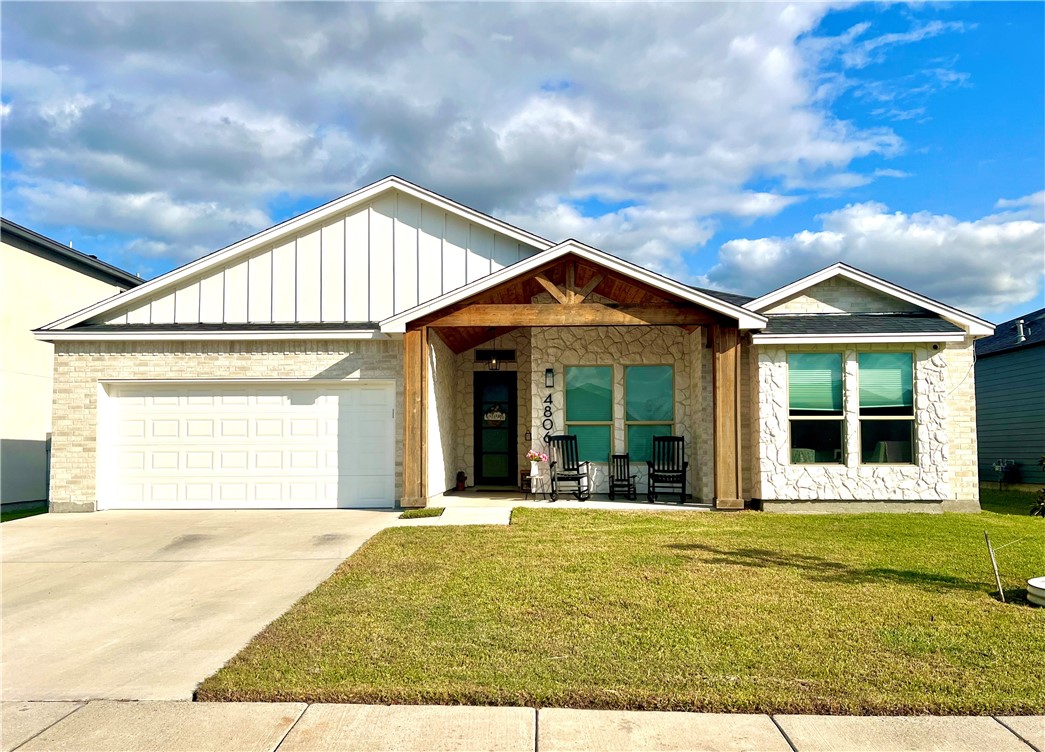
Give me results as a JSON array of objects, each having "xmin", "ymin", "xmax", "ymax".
[
  {"xmin": 712, "ymin": 325, "xmax": 743, "ymax": 510},
  {"xmin": 533, "ymin": 273, "xmax": 568, "ymax": 305},
  {"xmin": 402, "ymin": 326, "xmax": 428, "ymax": 507},
  {"xmin": 574, "ymin": 273, "xmax": 604, "ymax": 303},
  {"xmin": 426, "ymin": 303, "xmax": 717, "ymax": 328},
  {"xmin": 566, "ymin": 262, "xmax": 576, "ymax": 303}
]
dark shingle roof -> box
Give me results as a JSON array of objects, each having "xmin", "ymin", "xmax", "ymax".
[
  {"xmin": 2, "ymin": 217, "xmax": 143, "ymax": 288},
  {"xmin": 689, "ymin": 286, "xmax": 755, "ymax": 307},
  {"xmin": 67, "ymin": 322, "xmax": 379, "ymax": 332},
  {"xmin": 975, "ymin": 307, "xmax": 1045, "ymax": 358},
  {"xmin": 761, "ymin": 313, "xmax": 964, "ymax": 336}
]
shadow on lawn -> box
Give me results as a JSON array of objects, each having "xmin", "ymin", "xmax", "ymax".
[{"xmin": 667, "ymin": 543, "xmax": 984, "ymax": 593}]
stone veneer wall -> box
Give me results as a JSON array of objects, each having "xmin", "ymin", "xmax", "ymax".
[
  {"xmin": 944, "ymin": 340, "xmax": 980, "ymax": 504},
  {"xmin": 764, "ymin": 278, "xmax": 926, "ymax": 314},
  {"xmin": 755, "ymin": 340, "xmax": 980, "ymax": 509},
  {"xmin": 49, "ymin": 339, "xmax": 403, "ymax": 512},
  {"xmin": 529, "ymin": 325, "xmax": 721, "ymax": 498}
]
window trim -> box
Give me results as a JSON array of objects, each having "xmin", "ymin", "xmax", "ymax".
[
  {"xmin": 564, "ymin": 364, "xmax": 614, "ymax": 463},
  {"xmin": 857, "ymin": 351, "xmax": 917, "ymax": 466},
  {"xmin": 787, "ymin": 351, "xmax": 846, "ymax": 465},
  {"xmin": 623, "ymin": 364, "xmax": 675, "ymax": 461}
]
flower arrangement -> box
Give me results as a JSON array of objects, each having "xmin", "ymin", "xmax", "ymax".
[{"xmin": 526, "ymin": 449, "xmax": 549, "ymax": 463}]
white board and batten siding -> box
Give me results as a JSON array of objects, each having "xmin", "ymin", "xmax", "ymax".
[
  {"xmin": 99, "ymin": 381, "xmax": 395, "ymax": 509},
  {"xmin": 104, "ymin": 189, "xmax": 542, "ymax": 326}
]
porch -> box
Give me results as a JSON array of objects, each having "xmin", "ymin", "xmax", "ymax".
[{"xmin": 392, "ymin": 244, "xmax": 761, "ymax": 510}]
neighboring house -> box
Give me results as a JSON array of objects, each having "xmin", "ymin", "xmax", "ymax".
[
  {"xmin": 34, "ymin": 177, "xmax": 993, "ymax": 514},
  {"xmin": 1, "ymin": 219, "xmax": 142, "ymax": 505},
  {"xmin": 974, "ymin": 307, "xmax": 1045, "ymax": 487}
]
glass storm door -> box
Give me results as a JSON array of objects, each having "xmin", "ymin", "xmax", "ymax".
[{"xmin": 473, "ymin": 372, "xmax": 517, "ymax": 486}]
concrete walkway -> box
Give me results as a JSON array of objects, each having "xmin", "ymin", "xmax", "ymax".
[
  {"xmin": 3, "ymin": 701, "xmax": 1042, "ymax": 752},
  {"xmin": 1, "ymin": 510, "xmax": 399, "ymax": 701}
]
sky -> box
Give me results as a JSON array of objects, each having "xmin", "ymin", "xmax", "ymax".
[{"xmin": 2, "ymin": 1, "xmax": 1043, "ymax": 325}]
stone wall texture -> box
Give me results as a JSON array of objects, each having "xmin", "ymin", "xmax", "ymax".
[
  {"xmin": 49, "ymin": 339, "xmax": 403, "ymax": 512},
  {"xmin": 755, "ymin": 340, "xmax": 980, "ymax": 508},
  {"xmin": 763, "ymin": 278, "xmax": 926, "ymax": 314},
  {"xmin": 528, "ymin": 325, "xmax": 726, "ymax": 499}
]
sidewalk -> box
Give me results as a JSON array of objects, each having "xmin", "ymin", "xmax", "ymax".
[{"xmin": 3, "ymin": 701, "xmax": 1042, "ymax": 752}]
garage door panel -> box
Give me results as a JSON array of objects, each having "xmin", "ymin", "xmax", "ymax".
[{"xmin": 101, "ymin": 382, "xmax": 394, "ymax": 510}]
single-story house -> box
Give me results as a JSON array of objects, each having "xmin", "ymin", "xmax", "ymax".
[
  {"xmin": 2, "ymin": 218, "xmax": 142, "ymax": 506},
  {"xmin": 34, "ymin": 177, "xmax": 993, "ymax": 513},
  {"xmin": 974, "ymin": 307, "xmax": 1045, "ymax": 488}
]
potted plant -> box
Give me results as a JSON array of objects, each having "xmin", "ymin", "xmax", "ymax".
[{"xmin": 526, "ymin": 449, "xmax": 549, "ymax": 478}]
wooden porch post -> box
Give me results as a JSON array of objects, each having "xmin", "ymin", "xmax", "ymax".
[
  {"xmin": 712, "ymin": 324, "xmax": 744, "ymax": 510},
  {"xmin": 401, "ymin": 326, "xmax": 428, "ymax": 508}
]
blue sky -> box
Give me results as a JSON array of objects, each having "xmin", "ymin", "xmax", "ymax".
[{"xmin": 2, "ymin": 2, "xmax": 1042, "ymax": 323}]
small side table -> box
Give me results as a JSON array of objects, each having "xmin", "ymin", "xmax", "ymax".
[{"xmin": 525, "ymin": 474, "xmax": 547, "ymax": 501}]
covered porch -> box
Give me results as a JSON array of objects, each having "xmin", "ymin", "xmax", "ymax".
[{"xmin": 386, "ymin": 243, "xmax": 763, "ymax": 511}]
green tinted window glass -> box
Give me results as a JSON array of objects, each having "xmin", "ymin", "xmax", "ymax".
[
  {"xmin": 627, "ymin": 424, "xmax": 673, "ymax": 463},
  {"xmin": 859, "ymin": 353, "xmax": 913, "ymax": 411},
  {"xmin": 565, "ymin": 367, "xmax": 612, "ymax": 422},
  {"xmin": 567, "ymin": 424, "xmax": 612, "ymax": 463},
  {"xmin": 625, "ymin": 366, "xmax": 673, "ymax": 421},
  {"xmin": 788, "ymin": 353, "xmax": 843, "ymax": 413}
]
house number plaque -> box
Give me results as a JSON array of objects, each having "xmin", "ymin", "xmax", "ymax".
[{"xmin": 542, "ymin": 393, "xmax": 554, "ymax": 443}]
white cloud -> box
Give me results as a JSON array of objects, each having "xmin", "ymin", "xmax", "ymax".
[
  {"xmin": 1, "ymin": 2, "xmax": 910, "ymax": 272},
  {"xmin": 702, "ymin": 199, "xmax": 1045, "ymax": 316}
]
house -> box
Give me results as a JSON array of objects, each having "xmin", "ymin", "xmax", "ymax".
[
  {"xmin": 1, "ymin": 219, "xmax": 142, "ymax": 506},
  {"xmin": 974, "ymin": 307, "xmax": 1045, "ymax": 488},
  {"xmin": 33, "ymin": 177, "xmax": 993, "ymax": 513}
]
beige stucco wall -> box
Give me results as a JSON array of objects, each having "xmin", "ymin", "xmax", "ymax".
[
  {"xmin": 49, "ymin": 339, "xmax": 403, "ymax": 512},
  {"xmin": 754, "ymin": 339, "xmax": 980, "ymax": 510},
  {"xmin": 1, "ymin": 241, "xmax": 128, "ymax": 503},
  {"xmin": 763, "ymin": 278, "xmax": 927, "ymax": 315}
]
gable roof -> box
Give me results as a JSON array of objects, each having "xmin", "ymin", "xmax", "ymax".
[
  {"xmin": 37, "ymin": 176, "xmax": 554, "ymax": 332},
  {"xmin": 743, "ymin": 262, "xmax": 994, "ymax": 336},
  {"xmin": 2, "ymin": 218, "xmax": 142, "ymax": 289},
  {"xmin": 975, "ymin": 306, "xmax": 1045, "ymax": 358},
  {"xmin": 380, "ymin": 239, "xmax": 768, "ymax": 332}
]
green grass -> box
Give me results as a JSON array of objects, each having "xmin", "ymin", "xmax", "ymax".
[
  {"xmin": 198, "ymin": 489, "xmax": 1045, "ymax": 714},
  {"xmin": 399, "ymin": 507, "xmax": 445, "ymax": 519},
  {"xmin": 1, "ymin": 503, "xmax": 46, "ymax": 523}
]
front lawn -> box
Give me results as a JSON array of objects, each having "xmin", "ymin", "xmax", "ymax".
[{"xmin": 198, "ymin": 490, "xmax": 1044, "ymax": 714}]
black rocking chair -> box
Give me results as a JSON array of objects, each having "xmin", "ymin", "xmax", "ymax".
[
  {"xmin": 548, "ymin": 435, "xmax": 591, "ymax": 501},
  {"xmin": 608, "ymin": 453, "xmax": 637, "ymax": 501},
  {"xmin": 646, "ymin": 436, "xmax": 688, "ymax": 503}
]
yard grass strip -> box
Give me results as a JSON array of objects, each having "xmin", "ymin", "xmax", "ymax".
[
  {"xmin": 399, "ymin": 507, "xmax": 445, "ymax": 519},
  {"xmin": 198, "ymin": 490, "xmax": 1045, "ymax": 714}
]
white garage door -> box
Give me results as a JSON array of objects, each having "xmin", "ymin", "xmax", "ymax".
[{"xmin": 100, "ymin": 381, "xmax": 395, "ymax": 509}]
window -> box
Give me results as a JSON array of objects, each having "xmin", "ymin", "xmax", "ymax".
[
  {"xmin": 625, "ymin": 365, "xmax": 674, "ymax": 462},
  {"xmin": 565, "ymin": 366, "xmax": 612, "ymax": 462},
  {"xmin": 859, "ymin": 353, "xmax": 914, "ymax": 464},
  {"xmin": 788, "ymin": 353, "xmax": 844, "ymax": 464}
]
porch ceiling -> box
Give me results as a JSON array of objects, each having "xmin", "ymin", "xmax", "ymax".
[{"xmin": 417, "ymin": 253, "xmax": 733, "ymax": 354}]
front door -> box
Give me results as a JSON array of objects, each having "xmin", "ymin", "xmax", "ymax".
[{"xmin": 473, "ymin": 372, "xmax": 517, "ymax": 486}]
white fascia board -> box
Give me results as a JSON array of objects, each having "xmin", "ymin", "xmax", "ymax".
[
  {"xmin": 34, "ymin": 329, "xmax": 389, "ymax": 343},
  {"xmin": 744, "ymin": 263, "xmax": 994, "ymax": 336},
  {"xmin": 40, "ymin": 176, "xmax": 555, "ymax": 332},
  {"xmin": 751, "ymin": 332, "xmax": 968, "ymax": 345},
  {"xmin": 381, "ymin": 240, "xmax": 767, "ymax": 331}
]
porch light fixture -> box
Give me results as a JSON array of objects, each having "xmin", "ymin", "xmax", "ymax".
[
  {"xmin": 545, "ymin": 368, "xmax": 555, "ymax": 388},
  {"xmin": 487, "ymin": 355, "xmax": 500, "ymax": 371}
]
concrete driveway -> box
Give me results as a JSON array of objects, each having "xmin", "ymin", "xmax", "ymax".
[{"xmin": 1, "ymin": 509, "xmax": 398, "ymax": 701}]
